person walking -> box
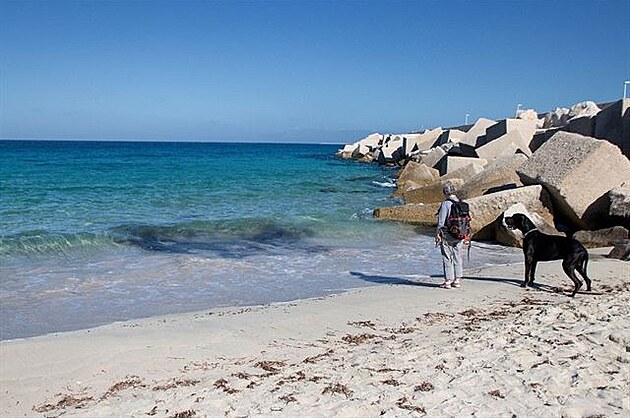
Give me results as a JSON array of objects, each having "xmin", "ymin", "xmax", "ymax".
[{"xmin": 435, "ymin": 181, "xmax": 464, "ymax": 289}]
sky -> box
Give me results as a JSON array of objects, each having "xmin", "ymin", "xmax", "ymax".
[{"xmin": 1, "ymin": 0, "xmax": 629, "ymax": 143}]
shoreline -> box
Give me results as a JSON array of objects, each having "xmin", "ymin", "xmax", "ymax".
[
  {"xmin": 2, "ymin": 248, "xmax": 628, "ymax": 417},
  {"xmin": 0, "ymin": 236, "xmax": 523, "ymax": 342}
]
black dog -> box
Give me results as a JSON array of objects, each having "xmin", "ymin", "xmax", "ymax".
[{"xmin": 504, "ymin": 213, "xmax": 592, "ymax": 297}]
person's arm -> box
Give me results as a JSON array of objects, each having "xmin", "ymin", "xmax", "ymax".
[{"xmin": 435, "ymin": 200, "xmax": 451, "ymax": 244}]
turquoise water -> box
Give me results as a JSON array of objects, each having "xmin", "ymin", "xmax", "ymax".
[
  {"xmin": 1, "ymin": 141, "xmax": 396, "ymax": 250},
  {"xmin": 0, "ymin": 140, "xmax": 519, "ymax": 340}
]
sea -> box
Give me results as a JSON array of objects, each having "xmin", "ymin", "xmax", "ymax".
[{"xmin": 0, "ymin": 140, "xmax": 521, "ymax": 340}]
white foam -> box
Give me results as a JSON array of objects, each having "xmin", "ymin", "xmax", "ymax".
[{"xmin": 372, "ymin": 180, "xmax": 396, "ymax": 188}]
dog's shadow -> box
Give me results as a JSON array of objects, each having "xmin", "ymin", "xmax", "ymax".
[
  {"xmin": 470, "ymin": 276, "xmax": 603, "ymax": 295},
  {"xmin": 349, "ymin": 271, "xmax": 601, "ymax": 296}
]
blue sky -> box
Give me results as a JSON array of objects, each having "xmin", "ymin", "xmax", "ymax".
[{"xmin": 1, "ymin": 1, "xmax": 629, "ymax": 143}]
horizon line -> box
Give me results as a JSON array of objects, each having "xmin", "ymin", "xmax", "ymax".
[{"xmin": 0, "ymin": 137, "xmax": 345, "ymax": 146}]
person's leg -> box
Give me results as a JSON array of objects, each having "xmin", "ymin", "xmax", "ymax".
[
  {"xmin": 439, "ymin": 241, "xmax": 455, "ymax": 288},
  {"xmin": 452, "ymin": 240, "xmax": 463, "ymax": 287}
]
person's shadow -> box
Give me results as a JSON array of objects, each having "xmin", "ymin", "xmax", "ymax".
[
  {"xmin": 350, "ymin": 271, "xmax": 526, "ymax": 289},
  {"xmin": 349, "ymin": 271, "xmax": 439, "ymax": 287}
]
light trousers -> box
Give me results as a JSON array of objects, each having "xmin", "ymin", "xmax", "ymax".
[{"xmin": 440, "ymin": 239, "xmax": 463, "ymax": 282}]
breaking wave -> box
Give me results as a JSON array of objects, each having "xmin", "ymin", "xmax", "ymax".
[{"xmin": 372, "ymin": 180, "xmax": 397, "ymax": 188}]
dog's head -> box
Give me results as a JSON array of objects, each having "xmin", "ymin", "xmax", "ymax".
[
  {"xmin": 504, "ymin": 213, "xmax": 534, "ymax": 233},
  {"xmin": 504, "ymin": 214, "xmax": 516, "ymax": 230}
]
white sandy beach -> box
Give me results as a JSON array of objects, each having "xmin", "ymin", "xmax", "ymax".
[{"xmin": 1, "ymin": 248, "xmax": 628, "ymax": 417}]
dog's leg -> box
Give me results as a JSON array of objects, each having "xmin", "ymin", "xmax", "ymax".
[
  {"xmin": 529, "ymin": 260, "xmax": 538, "ymax": 288},
  {"xmin": 577, "ymin": 254, "xmax": 592, "ymax": 292},
  {"xmin": 522, "ymin": 245, "xmax": 536, "ymax": 288},
  {"xmin": 562, "ymin": 259, "xmax": 582, "ymax": 297},
  {"xmin": 522, "ymin": 257, "xmax": 531, "ymax": 288}
]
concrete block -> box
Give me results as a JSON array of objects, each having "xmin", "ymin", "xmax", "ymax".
[
  {"xmin": 352, "ymin": 143, "xmax": 371, "ymax": 158},
  {"xmin": 530, "ymin": 127, "xmax": 562, "ymax": 153},
  {"xmin": 594, "ymin": 99, "xmax": 630, "ymax": 157},
  {"xmin": 442, "ymin": 161, "xmax": 486, "ymax": 181},
  {"xmin": 402, "ymin": 135, "xmax": 420, "ymax": 157},
  {"xmin": 434, "ymin": 129, "xmax": 466, "ymax": 146},
  {"xmin": 358, "ymin": 133, "xmax": 383, "ymax": 148},
  {"xmin": 475, "ymin": 130, "xmax": 532, "ymax": 160},
  {"xmin": 607, "ymin": 240, "xmax": 630, "ymax": 260},
  {"xmin": 609, "ymin": 183, "xmax": 630, "ymax": 218},
  {"xmin": 517, "ymin": 131, "xmax": 630, "ymax": 229},
  {"xmin": 402, "ymin": 178, "xmax": 465, "ymax": 204},
  {"xmin": 377, "ymin": 136, "xmax": 404, "ymax": 164},
  {"xmin": 336, "ymin": 143, "xmax": 357, "ymax": 159},
  {"xmin": 402, "ymin": 128, "xmax": 443, "ymax": 155},
  {"xmin": 459, "ymin": 118, "xmax": 496, "ymax": 147},
  {"xmin": 458, "ymin": 154, "xmax": 527, "ymax": 200},
  {"xmin": 609, "ymin": 183, "xmax": 630, "ymax": 228},
  {"xmin": 437, "ymin": 156, "xmax": 487, "ymax": 176},
  {"xmin": 517, "ymin": 109, "xmax": 538, "ymax": 121},
  {"xmin": 574, "ymin": 226, "xmax": 629, "ymax": 248},
  {"xmin": 337, "ymin": 132, "xmax": 383, "ymax": 160},
  {"xmin": 458, "ymin": 142, "xmax": 479, "ymax": 157},
  {"xmin": 372, "ymin": 202, "xmax": 441, "ymax": 227},
  {"xmin": 485, "ymin": 118, "xmax": 537, "ymax": 144},
  {"xmin": 396, "ymin": 161, "xmax": 439, "ymax": 193},
  {"xmin": 543, "ymin": 107, "xmax": 571, "ymax": 129},
  {"xmin": 420, "ymin": 146, "xmax": 447, "ymax": 169},
  {"xmin": 567, "ymin": 116, "xmax": 596, "ymax": 137}
]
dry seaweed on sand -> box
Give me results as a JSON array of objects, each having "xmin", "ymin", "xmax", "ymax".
[
  {"xmin": 387, "ymin": 325, "xmax": 416, "ymax": 334},
  {"xmin": 341, "ymin": 333, "xmax": 379, "ymax": 344},
  {"xmin": 414, "ymin": 381, "xmax": 434, "ymax": 392},
  {"xmin": 213, "ymin": 378, "xmax": 239, "ymax": 394},
  {"xmin": 382, "ymin": 379, "xmax": 401, "ymax": 386},
  {"xmin": 254, "ymin": 360, "xmax": 286, "ymax": 373},
  {"xmin": 458, "ymin": 308, "xmax": 481, "ymax": 318},
  {"xmin": 181, "ymin": 360, "xmax": 217, "ymax": 372},
  {"xmin": 33, "ymin": 393, "xmax": 94, "ymax": 413},
  {"xmin": 347, "ymin": 320, "xmax": 377, "ymax": 329},
  {"xmin": 417, "ymin": 312, "xmax": 454, "ymax": 325},
  {"xmin": 152, "ymin": 378, "xmax": 200, "ymax": 391},
  {"xmin": 169, "ymin": 410, "xmax": 197, "ymax": 418},
  {"xmin": 101, "ymin": 375, "xmax": 145, "ymax": 399},
  {"xmin": 321, "ymin": 383, "xmax": 353, "ymax": 398},
  {"xmin": 285, "ymin": 370, "xmax": 307, "ymax": 382},
  {"xmin": 488, "ymin": 389, "xmax": 506, "ymax": 399},
  {"xmin": 303, "ymin": 349, "xmax": 334, "ymax": 364},
  {"xmin": 396, "ymin": 396, "xmax": 426, "ymax": 413},
  {"xmin": 279, "ymin": 394, "xmax": 298, "ymax": 404}
]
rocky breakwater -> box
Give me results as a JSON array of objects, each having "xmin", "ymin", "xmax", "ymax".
[{"xmin": 337, "ymin": 99, "xmax": 630, "ymax": 260}]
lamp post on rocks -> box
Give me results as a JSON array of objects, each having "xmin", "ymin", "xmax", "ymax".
[
  {"xmin": 624, "ymin": 81, "xmax": 630, "ymax": 100},
  {"xmin": 515, "ymin": 103, "xmax": 522, "ymax": 117}
]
